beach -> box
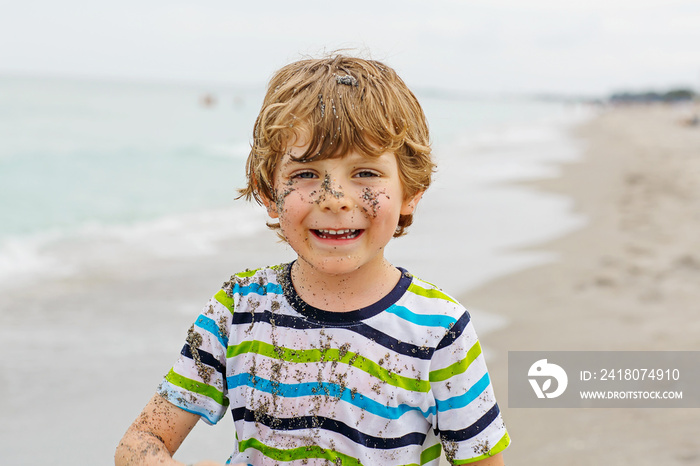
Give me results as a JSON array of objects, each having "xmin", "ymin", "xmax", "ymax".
[
  {"xmin": 464, "ymin": 105, "xmax": 700, "ymax": 465},
  {"xmin": 2, "ymin": 77, "xmax": 588, "ymax": 464},
  {"xmin": 3, "ymin": 2, "xmax": 698, "ymax": 463},
  {"xmin": 2, "ymin": 92, "xmax": 698, "ymax": 464}
]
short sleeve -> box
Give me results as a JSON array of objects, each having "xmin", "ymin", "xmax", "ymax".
[
  {"xmin": 157, "ymin": 294, "xmax": 232, "ymax": 425},
  {"xmin": 429, "ymin": 310, "xmax": 510, "ymax": 463}
]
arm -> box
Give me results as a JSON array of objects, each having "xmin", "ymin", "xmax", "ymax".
[
  {"xmin": 469, "ymin": 452, "xmax": 504, "ymax": 466},
  {"xmin": 115, "ymin": 393, "xmax": 219, "ymax": 466}
]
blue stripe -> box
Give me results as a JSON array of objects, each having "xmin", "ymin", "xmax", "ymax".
[
  {"xmin": 195, "ymin": 315, "xmax": 228, "ymax": 348},
  {"xmin": 435, "ymin": 372, "xmax": 490, "ymax": 413},
  {"xmin": 384, "ymin": 304, "xmax": 456, "ymax": 329},
  {"xmin": 158, "ymin": 382, "xmax": 219, "ymax": 424},
  {"xmin": 233, "ymin": 282, "xmax": 283, "ymax": 296},
  {"xmin": 227, "ymin": 373, "xmax": 436, "ymax": 420}
]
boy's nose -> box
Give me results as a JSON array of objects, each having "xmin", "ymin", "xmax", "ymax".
[
  {"xmin": 320, "ymin": 195, "xmax": 354, "ymax": 213},
  {"xmin": 318, "ymin": 179, "xmax": 354, "ymax": 213}
]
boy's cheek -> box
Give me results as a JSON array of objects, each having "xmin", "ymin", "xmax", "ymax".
[
  {"xmin": 359, "ymin": 188, "xmax": 390, "ymax": 218},
  {"xmin": 275, "ymin": 199, "xmax": 306, "ymax": 224},
  {"xmin": 269, "ymin": 184, "xmax": 302, "ymax": 217}
]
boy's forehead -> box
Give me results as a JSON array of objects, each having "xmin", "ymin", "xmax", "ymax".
[
  {"xmin": 279, "ymin": 145, "xmax": 394, "ymax": 165},
  {"xmin": 280, "ymin": 133, "xmax": 390, "ymax": 162}
]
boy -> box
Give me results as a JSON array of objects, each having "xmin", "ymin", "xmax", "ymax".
[{"xmin": 116, "ymin": 55, "xmax": 510, "ymax": 465}]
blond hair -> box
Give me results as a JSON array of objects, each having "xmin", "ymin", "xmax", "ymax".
[{"xmin": 239, "ymin": 54, "xmax": 435, "ymax": 237}]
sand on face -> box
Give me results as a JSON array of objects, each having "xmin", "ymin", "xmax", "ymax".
[{"xmin": 460, "ymin": 105, "xmax": 700, "ymax": 465}]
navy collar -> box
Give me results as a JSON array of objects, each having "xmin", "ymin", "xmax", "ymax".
[{"xmin": 280, "ymin": 262, "xmax": 413, "ymax": 324}]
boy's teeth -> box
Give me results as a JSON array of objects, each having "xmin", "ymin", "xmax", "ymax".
[
  {"xmin": 315, "ymin": 229, "xmax": 359, "ymax": 238},
  {"xmin": 319, "ymin": 229, "xmax": 354, "ymax": 235}
]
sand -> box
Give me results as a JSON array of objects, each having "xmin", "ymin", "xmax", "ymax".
[
  {"xmin": 3, "ymin": 104, "xmax": 698, "ymax": 465},
  {"xmin": 461, "ymin": 104, "xmax": 700, "ymax": 465}
]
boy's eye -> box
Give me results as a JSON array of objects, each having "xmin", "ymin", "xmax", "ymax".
[
  {"xmin": 355, "ymin": 170, "xmax": 380, "ymax": 178},
  {"xmin": 291, "ymin": 171, "xmax": 317, "ymax": 179}
]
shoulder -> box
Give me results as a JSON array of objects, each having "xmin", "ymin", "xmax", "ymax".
[
  {"xmin": 222, "ymin": 264, "xmax": 287, "ymax": 293},
  {"xmin": 375, "ymin": 271, "xmax": 473, "ymax": 351},
  {"xmin": 208, "ymin": 263, "xmax": 289, "ymax": 315},
  {"xmin": 220, "ymin": 263, "xmax": 288, "ymax": 298},
  {"xmin": 401, "ymin": 272, "xmax": 468, "ymax": 321},
  {"xmin": 394, "ymin": 275, "xmax": 483, "ymax": 345}
]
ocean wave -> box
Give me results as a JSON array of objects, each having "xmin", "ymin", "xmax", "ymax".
[{"xmin": 0, "ymin": 204, "xmax": 269, "ymax": 288}]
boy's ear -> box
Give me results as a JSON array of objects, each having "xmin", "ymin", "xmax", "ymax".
[
  {"xmin": 400, "ymin": 191, "xmax": 424, "ymax": 215},
  {"xmin": 262, "ymin": 196, "xmax": 279, "ymax": 218}
]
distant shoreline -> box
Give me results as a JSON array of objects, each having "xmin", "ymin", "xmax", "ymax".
[{"xmin": 460, "ymin": 105, "xmax": 700, "ymax": 464}]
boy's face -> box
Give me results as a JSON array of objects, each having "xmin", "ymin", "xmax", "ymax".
[{"xmin": 265, "ymin": 141, "xmax": 421, "ymax": 278}]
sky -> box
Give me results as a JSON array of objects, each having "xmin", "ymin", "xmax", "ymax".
[{"xmin": 2, "ymin": 0, "xmax": 699, "ymax": 96}]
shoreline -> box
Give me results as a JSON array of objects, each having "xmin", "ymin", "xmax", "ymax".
[
  {"xmin": 460, "ymin": 105, "xmax": 700, "ymax": 464},
  {"xmin": 0, "ymin": 103, "xmax": 596, "ymax": 465},
  {"xmin": 6, "ymin": 104, "xmax": 691, "ymax": 465}
]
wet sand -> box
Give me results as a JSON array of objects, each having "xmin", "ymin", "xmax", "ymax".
[
  {"xmin": 3, "ymin": 104, "xmax": 698, "ymax": 465},
  {"xmin": 462, "ymin": 105, "xmax": 700, "ymax": 465}
]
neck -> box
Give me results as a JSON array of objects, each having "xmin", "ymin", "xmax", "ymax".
[{"xmin": 290, "ymin": 257, "xmax": 401, "ymax": 312}]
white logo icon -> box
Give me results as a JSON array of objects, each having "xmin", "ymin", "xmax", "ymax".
[{"xmin": 528, "ymin": 359, "xmax": 568, "ymax": 399}]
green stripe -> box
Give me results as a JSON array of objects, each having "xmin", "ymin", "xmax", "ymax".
[
  {"xmin": 215, "ymin": 267, "xmax": 266, "ymax": 314},
  {"xmin": 420, "ymin": 443, "xmax": 442, "ymax": 464},
  {"xmin": 239, "ymin": 437, "xmax": 362, "ymax": 465},
  {"xmin": 428, "ymin": 341, "xmax": 482, "ymax": 382},
  {"xmin": 407, "ymin": 283, "xmax": 457, "ymax": 304},
  {"xmin": 228, "ymin": 340, "xmax": 430, "ymax": 393},
  {"xmin": 164, "ymin": 369, "xmax": 229, "ymax": 407},
  {"xmin": 214, "ymin": 289, "xmax": 235, "ymax": 314},
  {"xmin": 235, "ymin": 268, "xmax": 260, "ymax": 278},
  {"xmin": 397, "ymin": 442, "xmax": 442, "ymax": 466},
  {"xmin": 452, "ymin": 431, "xmax": 511, "ymax": 465}
]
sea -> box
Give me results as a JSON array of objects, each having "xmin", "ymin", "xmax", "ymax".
[
  {"xmin": 0, "ymin": 75, "xmax": 591, "ymax": 464},
  {"xmin": 0, "ymin": 75, "xmax": 589, "ymax": 291}
]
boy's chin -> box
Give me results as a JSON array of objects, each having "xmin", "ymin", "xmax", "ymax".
[
  {"xmin": 301, "ymin": 258, "xmax": 361, "ymax": 275},
  {"xmin": 296, "ymin": 255, "xmax": 383, "ymax": 277}
]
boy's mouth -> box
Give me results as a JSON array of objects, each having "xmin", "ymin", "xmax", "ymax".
[{"xmin": 311, "ymin": 229, "xmax": 362, "ymax": 240}]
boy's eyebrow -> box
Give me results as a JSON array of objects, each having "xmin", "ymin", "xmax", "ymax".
[{"xmin": 278, "ymin": 157, "xmax": 313, "ymax": 171}]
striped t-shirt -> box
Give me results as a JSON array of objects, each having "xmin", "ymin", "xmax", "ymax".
[{"xmin": 158, "ymin": 263, "xmax": 510, "ymax": 465}]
